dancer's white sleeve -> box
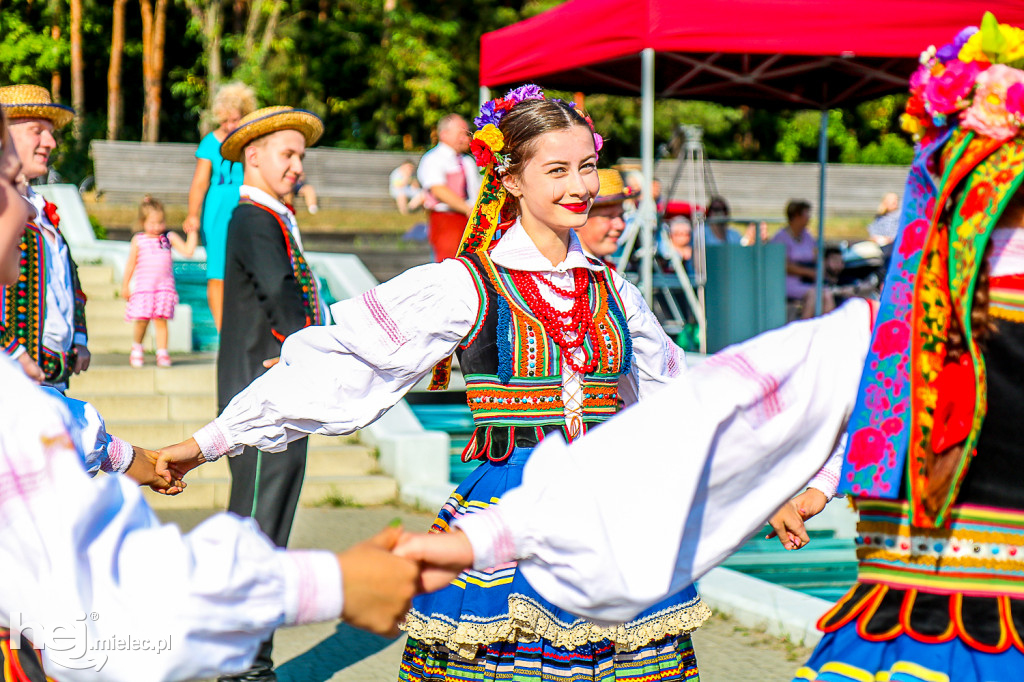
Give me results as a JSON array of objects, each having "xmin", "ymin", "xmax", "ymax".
[
  {"xmin": 194, "ymin": 260, "xmax": 479, "ymax": 458},
  {"xmin": 40, "ymin": 387, "xmax": 135, "ymax": 476},
  {"xmin": 0, "ymin": 358, "xmax": 341, "ymax": 682},
  {"xmin": 456, "ymin": 298, "xmax": 875, "ymax": 623},
  {"xmin": 612, "ymin": 272, "xmax": 687, "ymax": 406}
]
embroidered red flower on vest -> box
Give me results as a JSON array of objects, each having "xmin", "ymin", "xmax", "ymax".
[{"xmin": 43, "ymin": 200, "xmax": 61, "ymax": 228}]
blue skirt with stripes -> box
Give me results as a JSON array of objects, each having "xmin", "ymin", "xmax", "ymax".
[{"xmin": 400, "ymin": 446, "xmax": 710, "ymax": 681}]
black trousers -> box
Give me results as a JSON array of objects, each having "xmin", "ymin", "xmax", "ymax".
[{"xmin": 226, "ymin": 438, "xmax": 308, "ymax": 675}]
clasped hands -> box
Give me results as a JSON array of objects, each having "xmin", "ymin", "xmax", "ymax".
[{"xmin": 145, "ymin": 437, "xmax": 476, "ymax": 637}]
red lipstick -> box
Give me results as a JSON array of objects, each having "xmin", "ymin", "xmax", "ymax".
[{"xmin": 561, "ymin": 202, "xmax": 588, "ymax": 214}]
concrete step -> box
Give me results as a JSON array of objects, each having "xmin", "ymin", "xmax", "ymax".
[
  {"xmin": 77, "ymin": 265, "xmax": 115, "ymax": 287},
  {"xmin": 103, "ymin": 419, "xmax": 365, "ymax": 452},
  {"xmin": 103, "ymin": 420, "xmax": 209, "ymax": 449},
  {"xmin": 73, "ymin": 393, "xmax": 218, "ymax": 422},
  {"xmin": 81, "ymin": 281, "xmax": 121, "ymax": 302},
  {"xmin": 68, "ymin": 363, "xmax": 216, "ymax": 396},
  {"xmin": 87, "ymin": 331, "xmax": 144, "ymax": 354},
  {"xmin": 141, "ymin": 474, "xmax": 398, "ymax": 510},
  {"xmin": 183, "ymin": 445, "xmax": 378, "ymax": 480}
]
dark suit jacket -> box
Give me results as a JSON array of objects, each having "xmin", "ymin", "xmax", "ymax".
[{"xmin": 218, "ymin": 203, "xmax": 310, "ymax": 411}]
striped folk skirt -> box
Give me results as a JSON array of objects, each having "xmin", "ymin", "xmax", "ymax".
[{"xmin": 399, "ymin": 447, "xmax": 710, "ymax": 681}]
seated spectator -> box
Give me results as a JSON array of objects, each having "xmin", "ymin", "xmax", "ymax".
[
  {"xmin": 867, "ymin": 192, "xmax": 900, "ymax": 247},
  {"xmin": 659, "ymin": 215, "xmax": 695, "ymax": 277},
  {"xmin": 576, "ymin": 169, "xmax": 634, "ymax": 265},
  {"xmin": 705, "ymin": 196, "xmax": 741, "ymax": 245},
  {"xmin": 389, "ymin": 160, "xmax": 426, "ymax": 214},
  {"xmin": 772, "ymin": 199, "xmax": 835, "ymax": 318}
]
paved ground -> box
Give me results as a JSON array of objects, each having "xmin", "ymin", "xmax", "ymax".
[{"xmin": 158, "ymin": 506, "xmax": 810, "ymax": 681}]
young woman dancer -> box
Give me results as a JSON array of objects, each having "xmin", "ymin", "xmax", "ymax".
[
  {"xmin": 392, "ymin": 14, "xmax": 1024, "ymax": 682},
  {"xmin": 160, "ymin": 88, "xmax": 710, "ymax": 680}
]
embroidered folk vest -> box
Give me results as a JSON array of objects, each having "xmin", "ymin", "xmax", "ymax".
[
  {"xmin": 455, "ymin": 251, "xmax": 633, "ymax": 462},
  {"xmin": 239, "ymin": 199, "xmax": 324, "ymax": 334},
  {"xmin": 0, "ymin": 222, "xmax": 87, "ymax": 383}
]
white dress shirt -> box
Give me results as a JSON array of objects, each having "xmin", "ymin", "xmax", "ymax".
[
  {"xmin": 193, "ymin": 220, "xmax": 683, "ymax": 459},
  {"xmin": 416, "ymin": 142, "xmax": 481, "ymax": 213},
  {"xmin": 21, "ymin": 188, "xmax": 83, "ymax": 360},
  {"xmin": 0, "ymin": 353, "xmax": 342, "ymax": 681}
]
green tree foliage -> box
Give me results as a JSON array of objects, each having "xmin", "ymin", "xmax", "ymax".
[{"xmin": 1, "ymin": 0, "xmax": 916, "ymax": 181}]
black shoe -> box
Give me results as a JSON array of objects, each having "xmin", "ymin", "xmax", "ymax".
[{"xmin": 216, "ymin": 665, "xmax": 276, "ymax": 682}]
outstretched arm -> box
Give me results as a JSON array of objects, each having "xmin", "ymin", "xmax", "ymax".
[
  {"xmin": 168, "ymin": 229, "xmax": 199, "ymax": 258},
  {"xmin": 158, "ymin": 260, "xmax": 479, "ymax": 479},
  {"xmin": 410, "ymin": 299, "xmax": 875, "ymax": 622}
]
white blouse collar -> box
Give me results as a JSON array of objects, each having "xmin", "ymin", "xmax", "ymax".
[
  {"xmin": 240, "ymin": 185, "xmax": 293, "ymax": 218},
  {"xmin": 489, "ymin": 219, "xmax": 604, "ymax": 273}
]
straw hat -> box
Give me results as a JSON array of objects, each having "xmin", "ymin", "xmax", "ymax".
[
  {"xmin": 0, "ymin": 84, "xmax": 74, "ymax": 129},
  {"xmin": 593, "ymin": 169, "xmax": 638, "ymax": 205},
  {"xmin": 220, "ymin": 106, "xmax": 324, "ymax": 163}
]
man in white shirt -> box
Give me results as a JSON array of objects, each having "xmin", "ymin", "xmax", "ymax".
[
  {"xmin": 416, "ymin": 114, "xmax": 479, "ymax": 261},
  {"xmin": 0, "ymin": 84, "xmax": 90, "ymax": 390}
]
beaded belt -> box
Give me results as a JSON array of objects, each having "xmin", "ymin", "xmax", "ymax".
[{"xmin": 855, "ymin": 499, "xmax": 1024, "ymax": 598}]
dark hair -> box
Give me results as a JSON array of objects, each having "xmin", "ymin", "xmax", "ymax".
[
  {"xmin": 498, "ymin": 98, "xmax": 593, "ymax": 179},
  {"xmin": 786, "ymin": 199, "xmax": 812, "ymax": 222},
  {"xmin": 824, "ymin": 245, "xmax": 842, "ymax": 258},
  {"xmin": 707, "ymin": 195, "xmax": 730, "ymax": 215}
]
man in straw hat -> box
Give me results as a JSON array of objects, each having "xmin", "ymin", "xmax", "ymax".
[
  {"xmin": 576, "ymin": 168, "xmax": 635, "ymax": 265},
  {"xmin": 215, "ymin": 105, "xmax": 328, "ymax": 682},
  {"xmin": 0, "ymin": 84, "xmax": 90, "ymax": 390}
]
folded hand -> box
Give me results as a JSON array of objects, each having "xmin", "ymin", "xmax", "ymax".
[
  {"xmin": 339, "ymin": 526, "xmax": 419, "ymax": 637},
  {"xmin": 127, "ymin": 446, "xmax": 186, "ymax": 495},
  {"xmin": 394, "ymin": 530, "xmax": 475, "ymax": 593},
  {"xmin": 155, "ymin": 438, "xmax": 206, "ymax": 485},
  {"xmin": 766, "ymin": 487, "xmax": 827, "ymax": 550}
]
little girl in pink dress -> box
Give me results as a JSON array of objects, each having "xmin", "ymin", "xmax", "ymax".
[{"xmin": 122, "ymin": 196, "xmax": 197, "ymax": 367}]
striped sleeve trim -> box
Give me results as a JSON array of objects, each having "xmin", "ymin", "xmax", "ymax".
[{"xmin": 279, "ymin": 550, "xmax": 342, "ymax": 626}]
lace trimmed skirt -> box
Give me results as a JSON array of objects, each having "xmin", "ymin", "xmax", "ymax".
[{"xmin": 399, "ymin": 446, "xmax": 710, "ymax": 681}]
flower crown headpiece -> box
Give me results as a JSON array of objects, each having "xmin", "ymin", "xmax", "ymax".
[
  {"xmin": 428, "ymin": 85, "xmax": 605, "ymax": 391},
  {"xmin": 470, "ymin": 84, "xmax": 604, "ymax": 172},
  {"xmin": 902, "ymin": 12, "xmax": 1024, "ymax": 145}
]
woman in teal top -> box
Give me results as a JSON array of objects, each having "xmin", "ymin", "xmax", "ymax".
[{"xmin": 184, "ymin": 82, "xmax": 256, "ymax": 330}]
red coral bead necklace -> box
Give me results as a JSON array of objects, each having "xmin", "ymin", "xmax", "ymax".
[{"xmin": 510, "ymin": 268, "xmax": 600, "ymax": 374}]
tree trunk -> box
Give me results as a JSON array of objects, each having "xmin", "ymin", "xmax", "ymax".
[
  {"xmin": 69, "ymin": 0, "xmax": 85, "ymax": 145},
  {"xmin": 140, "ymin": 0, "xmax": 169, "ymax": 142},
  {"xmin": 243, "ymin": 0, "xmax": 264, "ymax": 56},
  {"xmin": 50, "ymin": 0, "xmax": 62, "ymax": 104},
  {"xmin": 258, "ymin": 0, "xmax": 283, "ymax": 59},
  {"xmin": 205, "ymin": 0, "xmax": 224, "ymax": 118},
  {"xmin": 107, "ymin": 0, "xmax": 127, "ymax": 140}
]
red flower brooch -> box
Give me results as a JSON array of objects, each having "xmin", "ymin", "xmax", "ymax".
[{"xmin": 43, "ymin": 200, "xmax": 61, "ymax": 228}]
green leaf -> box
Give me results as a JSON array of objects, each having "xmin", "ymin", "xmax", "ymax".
[{"xmin": 979, "ymin": 11, "xmax": 1006, "ymax": 61}]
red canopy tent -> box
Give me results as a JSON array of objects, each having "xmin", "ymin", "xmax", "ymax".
[
  {"xmin": 479, "ymin": 1, "xmax": 1024, "ymax": 328},
  {"xmin": 481, "ymin": 0, "xmax": 1024, "ymax": 106}
]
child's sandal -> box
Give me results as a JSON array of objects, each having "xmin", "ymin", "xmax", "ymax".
[
  {"xmin": 130, "ymin": 344, "xmax": 145, "ymax": 368},
  {"xmin": 156, "ymin": 349, "xmax": 172, "ymax": 368}
]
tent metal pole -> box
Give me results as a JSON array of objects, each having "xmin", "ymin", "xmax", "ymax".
[
  {"xmin": 479, "ymin": 86, "xmax": 491, "ymax": 110},
  {"xmin": 641, "ymin": 47, "xmax": 656, "ymax": 307},
  {"xmin": 815, "ymin": 108, "xmax": 828, "ymax": 316}
]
